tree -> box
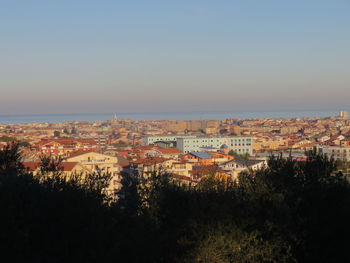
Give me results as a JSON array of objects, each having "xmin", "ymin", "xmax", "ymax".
[
  {"xmin": 71, "ymin": 127, "xmax": 77, "ymax": 134},
  {"xmin": 1, "ymin": 144, "xmax": 350, "ymax": 263},
  {"xmin": 0, "ymin": 135, "xmax": 17, "ymax": 142},
  {"xmin": 112, "ymin": 140, "xmax": 128, "ymax": 148},
  {"xmin": 219, "ymin": 128, "xmax": 228, "ymax": 135},
  {"xmin": 19, "ymin": 141, "xmax": 31, "ymax": 148},
  {"xmin": 228, "ymin": 150, "xmax": 250, "ymax": 160},
  {"xmin": 53, "ymin": 130, "xmax": 61, "ymax": 137}
]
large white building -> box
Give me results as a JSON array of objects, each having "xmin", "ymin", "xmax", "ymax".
[
  {"xmin": 142, "ymin": 135, "xmax": 196, "ymax": 145},
  {"xmin": 177, "ymin": 136, "xmax": 252, "ymax": 154},
  {"xmin": 317, "ymin": 145, "xmax": 350, "ymax": 161},
  {"xmin": 143, "ymin": 135, "xmax": 253, "ymax": 155},
  {"xmin": 318, "ymin": 146, "xmax": 350, "ymax": 161}
]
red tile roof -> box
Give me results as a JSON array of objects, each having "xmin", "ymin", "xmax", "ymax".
[
  {"xmin": 22, "ymin": 161, "xmax": 79, "ymax": 172},
  {"xmin": 156, "ymin": 147, "xmax": 182, "ymax": 154},
  {"xmin": 67, "ymin": 150, "xmax": 97, "ymax": 158},
  {"xmin": 59, "ymin": 162, "xmax": 79, "ymax": 171},
  {"xmin": 35, "ymin": 138, "xmax": 97, "ymax": 147},
  {"xmin": 133, "ymin": 157, "xmax": 168, "ymax": 165},
  {"xmin": 23, "ymin": 162, "xmax": 40, "ymax": 171}
]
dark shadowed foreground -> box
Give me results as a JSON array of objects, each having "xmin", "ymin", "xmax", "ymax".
[{"xmin": 1, "ymin": 144, "xmax": 350, "ymax": 263}]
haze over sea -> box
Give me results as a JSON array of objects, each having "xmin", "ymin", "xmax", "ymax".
[{"xmin": 0, "ymin": 109, "xmax": 347, "ymax": 124}]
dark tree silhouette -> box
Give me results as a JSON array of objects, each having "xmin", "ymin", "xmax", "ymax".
[{"xmin": 1, "ymin": 145, "xmax": 350, "ymax": 263}]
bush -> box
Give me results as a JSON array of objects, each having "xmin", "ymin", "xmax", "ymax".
[{"xmin": 1, "ymin": 145, "xmax": 350, "ymax": 262}]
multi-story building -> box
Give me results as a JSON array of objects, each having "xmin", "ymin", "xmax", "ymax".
[
  {"xmin": 143, "ymin": 135, "xmax": 253, "ymax": 155},
  {"xmin": 142, "ymin": 135, "xmax": 196, "ymax": 145},
  {"xmin": 339, "ymin": 111, "xmax": 349, "ymax": 119},
  {"xmin": 33, "ymin": 138, "xmax": 98, "ymax": 157},
  {"xmin": 66, "ymin": 151, "xmax": 121, "ymax": 175},
  {"xmin": 317, "ymin": 145, "xmax": 350, "ymax": 161},
  {"xmin": 176, "ymin": 136, "xmax": 253, "ymax": 154}
]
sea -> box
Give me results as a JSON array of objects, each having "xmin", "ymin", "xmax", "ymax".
[{"xmin": 0, "ymin": 109, "xmax": 348, "ymax": 124}]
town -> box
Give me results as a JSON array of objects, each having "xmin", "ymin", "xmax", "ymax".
[{"xmin": 1, "ymin": 111, "xmax": 349, "ymax": 198}]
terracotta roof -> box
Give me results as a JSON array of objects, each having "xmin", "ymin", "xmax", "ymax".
[
  {"xmin": 172, "ymin": 174, "xmax": 193, "ymax": 182},
  {"xmin": 23, "ymin": 162, "xmax": 40, "ymax": 171},
  {"xmin": 133, "ymin": 145, "xmax": 160, "ymax": 151},
  {"xmin": 116, "ymin": 150, "xmax": 130, "ymax": 157},
  {"xmin": 67, "ymin": 150, "xmax": 97, "ymax": 158},
  {"xmin": 156, "ymin": 147, "xmax": 182, "ymax": 154},
  {"xmin": 59, "ymin": 162, "xmax": 79, "ymax": 171},
  {"xmin": 133, "ymin": 157, "xmax": 168, "ymax": 165},
  {"xmin": 35, "ymin": 138, "xmax": 97, "ymax": 147},
  {"xmin": 116, "ymin": 155, "xmax": 130, "ymax": 167},
  {"xmin": 22, "ymin": 161, "xmax": 79, "ymax": 172}
]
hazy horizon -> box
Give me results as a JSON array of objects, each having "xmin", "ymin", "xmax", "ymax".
[
  {"xmin": 1, "ymin": 0, "xmax": 349, "ymax": 115},
  {"xmin": 1, "ymin": 109, "xmax": 349, "ymax": 125}
]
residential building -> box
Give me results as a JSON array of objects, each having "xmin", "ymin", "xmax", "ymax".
[
  {"xmin": 142, "ymin": 135, "xmax": 196, "ymax": 146},
  {"xmin": 317, "ymin": 145, "xmax": 350, "ymax": 161},
  {"xmin": 219, "ymin": 158, "xmax": 267, "ymax": 179},
  {"xmin": 176, "ymin": 136, "xmax": 253, "ymax": 155},
  {"xmin": 66, "ymin": 151, "xmax": 120, "ymax": 175},
  {"xmin": 181, "ymin": 151, "xmax": 234, "ymax": 166},
  {"xmin": 23, "ymin": 161, "xmax": 88, "ymax": 177},
  {"xmin": 340, "ymin": 111, "xmax": 349, "ymax": 119},
  {"xmin": 33, "ymin": 138, "xmax": 97, "ymax": 157}
]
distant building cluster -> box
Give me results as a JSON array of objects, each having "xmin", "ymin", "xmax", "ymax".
[
  {"xmin": 1, "ymin": 111, "xmax": 350, "ymax": 197},
  {"xmin": 340, "ymin": 111, "xmax": 349, "ymax": 119}
]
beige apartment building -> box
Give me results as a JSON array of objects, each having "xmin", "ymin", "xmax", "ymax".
[
  {"xmin": 66, "ymin": 151, "xmax": 120, "ymax": 175},
  {"xmin": 253, "ymin": 136, "xmax": 289, "ymax": 152}
]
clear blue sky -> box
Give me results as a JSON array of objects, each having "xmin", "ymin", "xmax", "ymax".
[{"xmin": 1, "ymin": 0, "xmax": 349, "ymax": 114}]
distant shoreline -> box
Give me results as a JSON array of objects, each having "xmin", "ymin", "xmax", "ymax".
[{"xmin": 0, "ymin": 109, "xmax": 347, "ymax": 124}]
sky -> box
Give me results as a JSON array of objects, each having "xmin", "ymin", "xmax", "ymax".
[{"xmin": 0, "ymin": 0, "xmax": 349, "ymax": 115}]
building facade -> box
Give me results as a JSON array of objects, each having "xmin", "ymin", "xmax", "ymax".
[
  {"xmin": 143, "ymin": 135, "xmax": 253, "ymax": 155},
  {"xmin": 177, "ymin": 136, "xmax": 252, "ymax": 154},
  {"xmin": 339, "ymin": 111, "xmax": 349, "ymax": 119},
  {"xmin": 317, "ymin": 145, "xmax": 350, "ymax": 161},
  {"xmin": 142, "ymin": 135, "xmax": 196, "ymax": 145}
]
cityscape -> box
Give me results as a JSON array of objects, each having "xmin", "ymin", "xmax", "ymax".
[
  {"xmin": 1, "ymin": 110, "xmax": 350, "ymax": 195},
  {"xmin": 1, "ymin": 1, "xmax": 350, "ymax": 262}
]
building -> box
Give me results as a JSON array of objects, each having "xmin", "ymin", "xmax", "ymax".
[
  {"xmin": 66, "ymin": 151, "xmax": 120, "ymax": 175},
  {"xmin": 181, "ymin": 151, "xmax": 234, "ymax": 166},
  {"xmin": 23, "ymin": 161, "xmax": 88, "ymax": 177},
  {"xmin": 142, "ymin": 135, "xmax": 196, "ymax": 146},
  {"xmin": 339, "ymin": 111, "xmax": 349, "ymax": 119},
  {"xmin": 23, "ymin": 160, "xmax": 122, "ymax": 199},
  {"xmin": 219, "ymin": 158, "xmax": 267, "ymax": 179},
  {"xmin": 176, "ymin": 136, "xmax": 253, "ymax": 155},
  {"xmin": 143, "ymin": 135, "xmax": 253, "ymax": 155},
  {"xmin": 33, "ymin": 138, "xmax": 98, "ymax": 157},
  {"xmin": 132, "ymin": 145, "xmax": 182, "ymax": 159},
  {"xmin": 165, "ymin": 120, "xmax": 218, "ymax": 133},
  {"xmin": 317, "ymin": 145, "xmax": 350, "ymax": 161}
]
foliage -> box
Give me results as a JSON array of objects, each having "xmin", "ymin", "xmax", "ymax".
[
  {"xmin": 228, "ymin": 150, "xmax": 250, "ymax": 159},
  {"xmin": 53, "ymin": 130, "xmax": 61, "ymax": 137},
  {"xmin": 19, "ymin": 140, "xmax": 31, "ymax": 147},
  {"xmin": 219, "ymin": 128, "xmax": 228, "ymax": 135},
  {"xmin": 0, "ymin": 136, "xmax": 30, "ymax": 148},
  {"xmin": 0, "ymin": 135, "xmax": 17, "ymax": 142},
  {"xmin": 1, "ymin": 145, "xmax": 350, "ymax": 262},
  {"xmin": 112, "ymin": 140, "xmax": 128, "ymax": 148}
]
